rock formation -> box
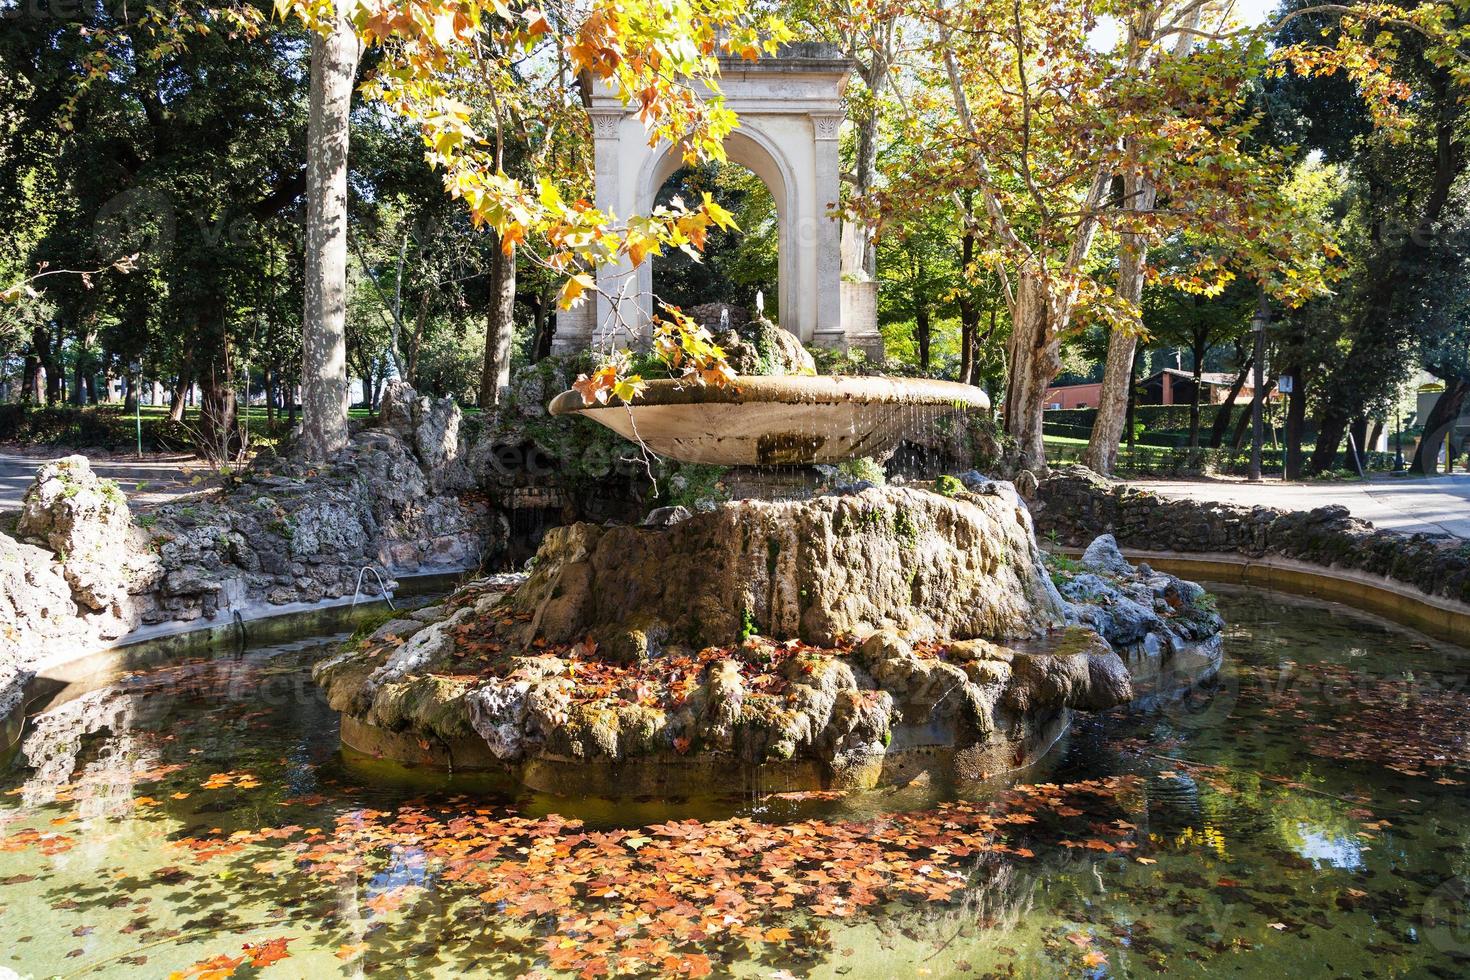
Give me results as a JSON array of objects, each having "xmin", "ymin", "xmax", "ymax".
[
  {"xmin": 1, "ymin": 457, "xmax": 160, "ymax": 717},
  {"xmin": 0, "ymin": 400, "xmax": 504, "ymax": 724},
  {"xmin": 315, "ymin": 480, "xmax": 1224, "ymax": 793},
  {"xmin": 717, "ymin": 316, "xmax": 818, "ymax": 377}
]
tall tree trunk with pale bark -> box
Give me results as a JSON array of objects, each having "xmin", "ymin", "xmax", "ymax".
[
  {"xmin": 479, "ymin": 236, "xmax": 516, "ymax": 409},
  {"xmin": 300, "ymin": 13, "xmax": 359, "ymax": 462},
  {"xmin": 1085, "ymin": 174, "xmax": 1156, "ymax": 474},
  {"xmin": 1003, "ymin": 274, "xmax": 1064, "ymax": 472}
]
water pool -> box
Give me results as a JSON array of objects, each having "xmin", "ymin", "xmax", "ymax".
[{"xmin": 1, "ymin": 587, "xmax": 1467, "ymax": 978}]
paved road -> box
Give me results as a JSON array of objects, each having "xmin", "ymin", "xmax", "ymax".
[
  {"xmin": 0, "ymin": 451, "xmax": 209, "ymax": 511},
  {"xmin": 1130, "ymin": 473, "xmax": 1470, "ymax": 539}
]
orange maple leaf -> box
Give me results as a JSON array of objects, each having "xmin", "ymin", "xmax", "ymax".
[
  {"xmin": 168, "ymin": 953, "xmax": 245, "ymax": 980},
  {"xmin": 242, "ymin": 937, "xmax": 292, "ymax": 967}
]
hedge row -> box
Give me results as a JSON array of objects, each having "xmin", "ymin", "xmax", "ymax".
[
  {"xmin": 1043, "ymin": 422, "xmax": 1206, "ymax": 449},
  {"xmin": 0, "ymin": 404, "xmax": 194, "ymax": 451},
  {"xmin": 1044, "ymin": 439, "xmax": 1397, "ymax": 478},
  {"xmin": 1044, "ymin": 403, "xmax": 1247, "ymax": 433}
]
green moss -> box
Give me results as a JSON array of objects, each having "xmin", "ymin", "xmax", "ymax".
[
  {"xmin": 348, "ymin": 607, "xmax": 400, "ymax": 647},
  {"xmin": 740, "ymin": 606, "xmax": 759, "ymax": 642},
  {"xmin": 1043, "ymin": 552, "xmax": 1083, "ymax": 589},
  {"xmin": 894, "ymin": 507, "xmax": 919, "ymax": 546},
  {"xmin": 837, "ymin": 456, "xmax": 886, "ymax": 486},
  {"xmin": 934, "ymin": 474, "xmax": 963, "ymax": 497},
  {"xmin": 656, "ymin": 462, "xmax": 728, "ymax": 510}
]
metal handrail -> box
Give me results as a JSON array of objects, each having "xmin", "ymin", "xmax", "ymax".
[{"xmin": 351, "ymin": 566, "xmax": 396, "ymax": 611}]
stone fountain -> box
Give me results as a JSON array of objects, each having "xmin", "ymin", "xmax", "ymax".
[
  {"xmin": 316, "ymin": 327, "xmax": 1224, "ymax": 795},
  {"xmin": 547, "ymin": 375, "xmax": 990, "ymax": 467}
]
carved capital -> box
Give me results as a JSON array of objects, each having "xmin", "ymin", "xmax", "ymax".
[
  {"xmin": 588, "ymin": 111, "xmax": 623, "ymax": 140},
  {"xmin": 810, "ymin": 113, "xmax": 844, "ymax": 140}
]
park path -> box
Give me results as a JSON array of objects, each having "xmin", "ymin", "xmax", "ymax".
[
  {"xmin": 1129, "ymin": 473, "xmax": 1470, "ymax": 540},
  {"xmin": 0, "ymin": 451, "xmax": 211, "ymax": 511}
]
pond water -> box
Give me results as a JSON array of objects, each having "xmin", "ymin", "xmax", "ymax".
[{"xmin": 2, "ymin": 588, "xmax": 1468, "ymax": 978}]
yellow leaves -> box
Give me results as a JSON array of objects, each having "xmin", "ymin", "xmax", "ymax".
[
  {"xmin": 558, "ymin": 273, "xmax": 597, "ymax": 310},
  {"xmin": 612, "ymin": 375, "xmax": 648, "ymax": 403},
  {"xmin": 571, "ymin": 362, "xmax": 648, "ymax": 407},
  {"xmin": 430, "ymin": 9, "xmax": 458, "ymax": 47},
  {"xmin": 701, "ymin": 191, "xmax": 738, "ymax": 231}
]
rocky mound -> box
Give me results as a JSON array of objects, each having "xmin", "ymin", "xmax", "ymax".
[
  {"xmin": 2, "ymin": 456, "xmax": 159, "ymax": 717},
  {"xmin": 315, "ymin": 482, "xmax": 1225, "ymax": 793},
  {"xmin": 717, "ymin": 316, "xmax": 817, "ymax": 377}
]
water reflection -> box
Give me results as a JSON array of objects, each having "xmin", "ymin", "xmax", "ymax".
[{"xmin": 0, "ymin": 589, "xmax": 1468, "ymax": 977}]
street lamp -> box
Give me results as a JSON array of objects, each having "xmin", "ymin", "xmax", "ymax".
[
  {"xmin": 1249, "ymin": 292, "xmax": 1270, "ymax": 483},
  {"xmin": 1394, "ymin": 404, "xmax": 1406, "ymax": 472}
]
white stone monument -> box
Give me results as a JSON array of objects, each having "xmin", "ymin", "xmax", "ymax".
[{"xmin": 554, "ymin": 43, "xmax": 881, "ymax": 360}]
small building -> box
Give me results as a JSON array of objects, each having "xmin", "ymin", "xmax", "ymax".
[
  {"xmin": 1044, "ymin": 369, "xmax": 1256, "ymax": 411},
  {"xmin": 1042, "ymin": 381, "xmax": 1102, "ymax": 410}
]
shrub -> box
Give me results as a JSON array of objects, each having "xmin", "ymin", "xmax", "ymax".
[{"xmin": 933, "ymin": 474, "xmax": 963, "ymax": 496}]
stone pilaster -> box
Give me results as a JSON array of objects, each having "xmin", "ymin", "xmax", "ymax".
[{"xmin": 810, "ymin": 112, "xmax": 846, "ymax": 350}]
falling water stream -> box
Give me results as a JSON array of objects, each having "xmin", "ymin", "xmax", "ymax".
[{"xmin": 1, "ymin": 587, "xmax": 1468, "ymax": 977}]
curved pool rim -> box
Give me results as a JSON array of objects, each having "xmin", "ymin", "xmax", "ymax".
[
  {"xmin": 0, "ymin": 569, "xmax": 467, "ymax": 764},
  {"xmin": 1056, "ymin": 546, "xmax": 1470, "ymax": 646}
]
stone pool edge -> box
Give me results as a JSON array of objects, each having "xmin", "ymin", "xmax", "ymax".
[
  {"xmin": 1, "ymin": 566, "xmax": 474, "ymax": 760},
  {"xmin": 1057, "ymin": 547, "xmax": 1470, "ymax": 646}
]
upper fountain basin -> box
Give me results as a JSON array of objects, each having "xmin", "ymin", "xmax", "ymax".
[{"xmin": 547, "ymin": 375, "xmax": 991, "ymax": 466}]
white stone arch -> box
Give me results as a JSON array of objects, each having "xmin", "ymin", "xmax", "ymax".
[
  {"xmin": 553, "ymin": 44, "xmax": 881, "ymax": 358},
  {"xmin": 636, "ymin": 128, "xmax": 799, "ymax": 337}
]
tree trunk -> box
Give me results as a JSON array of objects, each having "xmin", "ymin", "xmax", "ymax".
[
  {"xmin": 71, "ymin": 324, "xmax": 89, "ymax": 407},
  {"xmin": 852, "ymin": 34, "xmax": 891, "ymax": 279},
  {"xmin": 1208, "ymin": 354, "xmax": 1252, "ymax": 448},
  {"xmin": 407, "ymin": 291, "xmax": 429, "ymax": 384},
  {"xmin": 1409, "ymin": 379, "xmax": 1469, "ymax": 475},
  {"xmin": 169, "ymin": 372, "xmax": 190, "ymax": 422},
  {"xmin": 1187, "ymin": 330, "xmax": 1207, "ymax": 449},
  {"xmin": 300, "ymin": 11, "xmax": 360, "ymax": 462},
  {"xmin": 21, "ymin": 353, "xmax": 39, "ymax": 403},
  {"xmin": 197, "ymin": 299, "xmax": 240, "ymax": 461},
  {"xmin": 1084, "ymin": 171, "xmax": 1156, "ymax": 474},
  {"xmin": 1348, "ymin": 417, "xmax": 1370, "ymax": 472},
  {"xmin": 854, "ymin": 106, "xmax": 881, "ymax": 278},
  {"xmin": 479, "ymin": 237, "xmax": 517, "ymax": 409},
  {"xmin": 1367, "ymin": 419, "xmax": 1384, "ymax": 455},
  {"xmin": 40, "ymin": 326, "xmax": 61, "ymax": 405},
  {"xmin": 200, "ymin": 372, "xmax": 238, "ymax": 461},
  {"xmin": 956, "ymin": 232, "xmax": 979, "ymax": 385},
  {"xmin": 1124, "ymin": 354, "xmax": 1138, "ymax": 451},
  {"xmin": 531, "ymin": 288, "xmax": 555, "ymax": 362},
  {"xmin": 1002, "ymin": 274, "xmax": 1061, "ymax": 472},
  {"xmin": 265, "ymin": 366, "xmax": 277, "ymax": 428},
  {"xmin": 1284, "ymin": 366, "xmax": 1307, "ymax": 479},
  {"xmin": 23, "ymin": 325, "xmax": 46, "ymax": 403},
  {"xmin": 123, "ymin": 369, "xmax": 138, "ymax": 413},
  {"xmin": 1309, "ymin": 412, "xmax": 1348, "ymax": 474},
  {"xmin": 914, "ymin": 301, "xmax": 931, "ymax": 372}
]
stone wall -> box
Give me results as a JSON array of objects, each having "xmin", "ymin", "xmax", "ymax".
[
  {"xmin": 1031, "ymin": 465, "xmax": 1470, "ymax": 606},
  {"xmin": 1, "ymin": 386, "xmax": 506, "ymax": 717}
]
